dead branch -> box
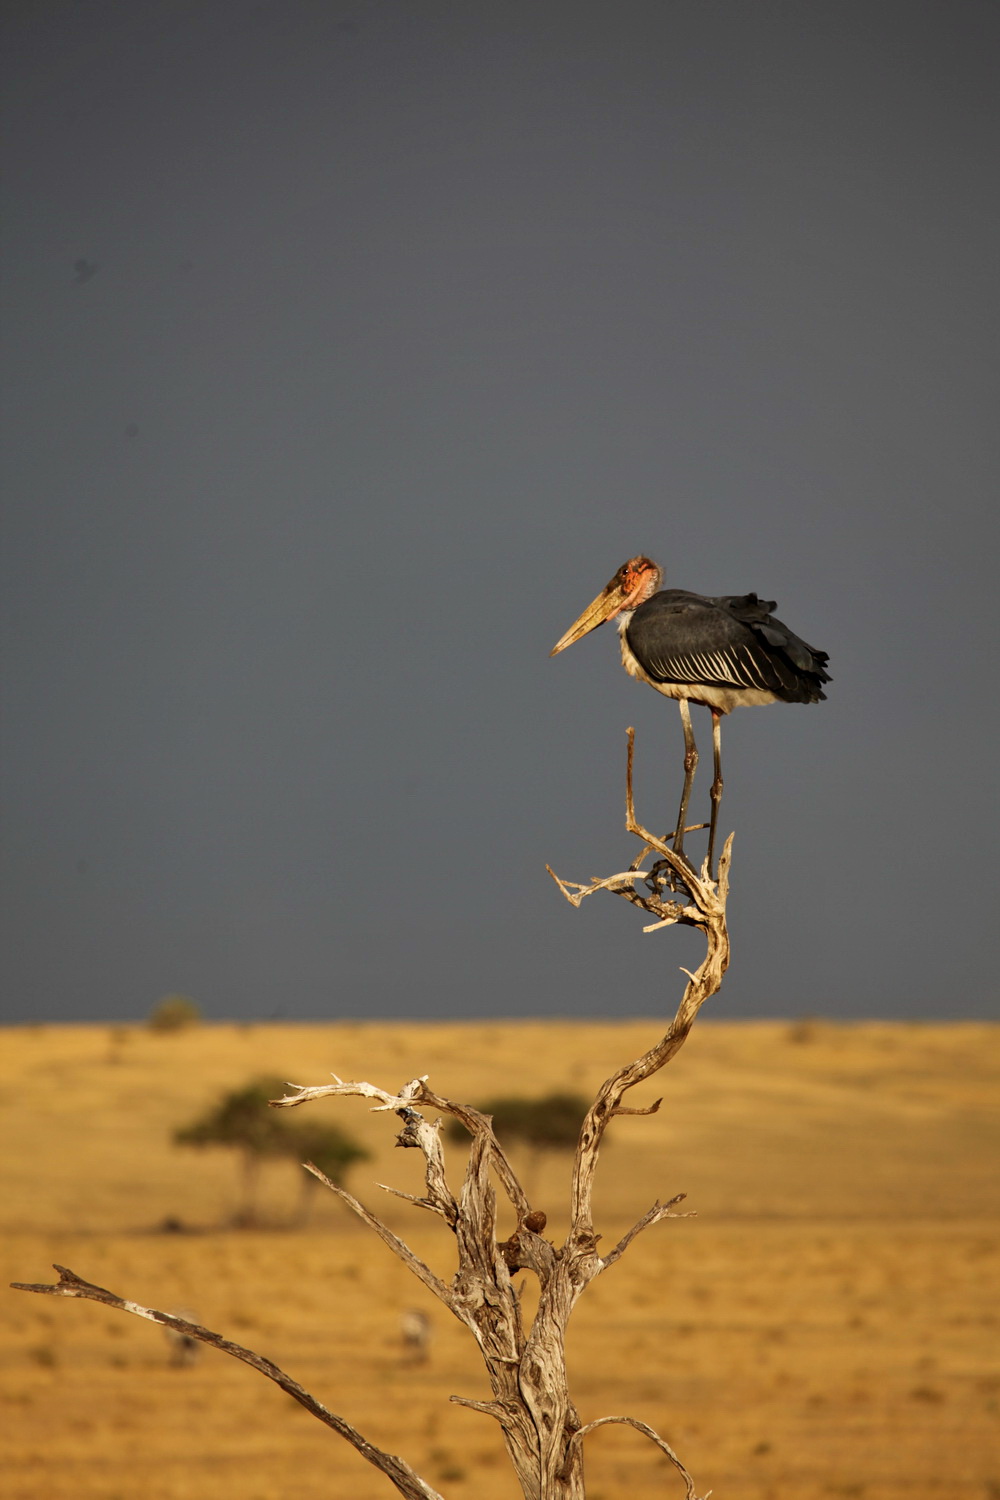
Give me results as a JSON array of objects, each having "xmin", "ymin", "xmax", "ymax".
[
  {"xmin": 610, "ymin": 1098, "xmax": 662, "ymax": 1117},
  {"xmin": 600, "ymin": 1195, "xmax": 695, "ymax": 1272},
  {"xmin": 562, "ymin": 1415, "xmax": 708, "ymax": 1499},
  {"xmin": 302, "ymin": 1163, "xmax": 458, "ymax": 1312},
  {"xmin": 550, "ymin": 729, "xmax": 732, "ymax": 1253},
  {"xmin": 10, "ymin": 1265, "xmax": 445, "ymax": 1500},
  {"xmin": 273, "ymin": 1075, "xmax": 529, "ymax": 1223},
  {"xmin": 450, "ymin": 1394, "xmax": 508, "ymax": 1420}
]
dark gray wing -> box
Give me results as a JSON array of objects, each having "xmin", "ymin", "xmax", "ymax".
[{"xmin": 626, "ymin": 589, "xmax": 830, "ymax": 703}]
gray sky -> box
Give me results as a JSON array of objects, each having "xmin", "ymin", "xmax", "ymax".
[{"xmin": 2, "ymin": 0, "xmax": 998, "ymax": 1024}]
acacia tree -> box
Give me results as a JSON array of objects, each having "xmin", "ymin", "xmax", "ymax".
[
  {"xmin": 446, "ymin": 1093, "xmax": 590, "ymax": 1154},
  {"xmin": 444, "ymin": 1092, "xmax": 590, "ymax": 1199},
  {"xmin": 174, "ymin": 1074, "xmax": 368, "ymax": 1227},
  {"xmin": 174, "ymin": 1075, "xmax": 288, "ymax": 1225},
  {"xmin": 13, "ymin": 728, "xmax": 726, "ymax": 1499},
  {"xmin": 285, "ymin": 1117, "xmax": 371, "ymax": 1226}
]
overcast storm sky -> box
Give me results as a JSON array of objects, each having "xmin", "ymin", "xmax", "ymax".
[{"xmin": 2, "ymin": 1, "xmax": 998, "ymax": 1024}]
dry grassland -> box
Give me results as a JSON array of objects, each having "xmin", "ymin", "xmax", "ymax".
[{"xmin": 1, "ymin": 1018, "xmax": 998, "ymax": 1499}]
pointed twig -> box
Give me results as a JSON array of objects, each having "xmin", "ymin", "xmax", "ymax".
[
  {"xmin": 599, "ymin": 1195, "xmax": 694, "ymax": 1272},
  {"xmin": 304, "ymin": 1164, "xmax": 459, "ymax": 1315},
  {"xmin": 610, "ymin": 1097, "xmax": 662, "ymax": 1117},
  {"xmin": 449, "ymin": 1395, "xmax": 507, "ymax": 1421},
  {"xmin": 374, "ymin": 1181, "xmax": 455, "ymax": 1221}
]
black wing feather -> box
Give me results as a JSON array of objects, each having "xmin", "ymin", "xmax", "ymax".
[{"xmin": 626, "ymin": 589, "xmax": 830, "ymax": 703}]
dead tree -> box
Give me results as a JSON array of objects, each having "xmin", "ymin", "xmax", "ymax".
[{"xmin": 12, "ymin": 728, "xmax": 729, "ymax": 1500}]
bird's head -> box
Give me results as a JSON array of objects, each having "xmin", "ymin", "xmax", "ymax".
[{"xmin": 550, "ymin": 557, "xmax": 662, "ymax": 656}]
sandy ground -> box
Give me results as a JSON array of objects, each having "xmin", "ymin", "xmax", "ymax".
[{"xmin": 2, "ymin": 1018, "xmax": 998, "ymax": 1498}]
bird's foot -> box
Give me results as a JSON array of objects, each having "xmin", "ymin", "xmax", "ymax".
[{"xmin": 647, "ymin": 857, "xmax": 695, "ymax": 897}]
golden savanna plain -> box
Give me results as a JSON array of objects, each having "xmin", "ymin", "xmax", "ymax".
[{"xmin": 2, "ymin": 1018, "xmax": 998, "ymax": 1500}]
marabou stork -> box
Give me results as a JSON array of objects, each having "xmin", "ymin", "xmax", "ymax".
[{"xmin": 550, "ymin": 557, "xmax": 830, "ymax": 877}]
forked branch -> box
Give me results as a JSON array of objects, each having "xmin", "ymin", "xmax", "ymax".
[{"xmin": 303, "ymin": 1163, "xmax": 457, "ymax": 1311}]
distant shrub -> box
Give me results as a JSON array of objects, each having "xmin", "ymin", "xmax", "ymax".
[
  {"xmin": 284, "ymin": 1118, "xmax": 370, "ymax": 1186},
  {"xmin": 174, "ymin": 1076, "xmax": 287, "ymax": 1156},
  {"xmin": 282, "ymin": 1117, "xmax": 371, "ymax": 1226},
  {"xmin": 148, "ymin": 995, "xmax": 202, "ymax": 1032},
  {"xmin": 174, "ymin": 1075, "xmax": 369, "ymax": 1227},
  {"xmin": 445, "ymin": 1092, "xmax": 590, "ymax": 1154}
]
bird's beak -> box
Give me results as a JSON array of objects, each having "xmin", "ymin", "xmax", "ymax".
[{"xmin": 550, "ymin": 579, "xmax": 630, "ymax": 656}]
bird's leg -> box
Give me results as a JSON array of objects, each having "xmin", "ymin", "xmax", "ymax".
[
  {"xmin": 672, "ymin": 698, "xmax": 698, "ymax": 871},
  {"xmin": 707, "ymin": 709, "xmax": 724, "ymax": 879}
]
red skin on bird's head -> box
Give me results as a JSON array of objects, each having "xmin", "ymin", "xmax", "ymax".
[{"xmin": 610, "ymin": 557, "xmax": 662, "ymax": 612}]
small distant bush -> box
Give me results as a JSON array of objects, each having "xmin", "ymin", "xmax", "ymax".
[
  {"xmin": 445, "ymin": 1092, "xmax": 590, "ymax": 1153},
  {"xmin": 174, "ymin": 1076, "xmax": 288, "ymax": 1156},
  {"xmin": 148, "ymin": 995, "xmax": 202, "ymax": 1032},
  {"xmin": 284, "ymin": 1118, "xmax": 370, "ymax": 1187},
  {"xmin": 174, "ymin": 1075, "xmax": 369, "ymax": 1226}
]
